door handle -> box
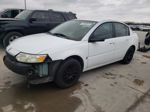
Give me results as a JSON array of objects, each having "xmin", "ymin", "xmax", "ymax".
[{"xmin": 109, "ymin": 42, "xmax": 115, "ymax": 45}]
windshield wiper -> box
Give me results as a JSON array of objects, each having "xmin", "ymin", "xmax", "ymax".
[{"xmin": 51, "ymin": 33, "xmax": 70, "ymax": 39}]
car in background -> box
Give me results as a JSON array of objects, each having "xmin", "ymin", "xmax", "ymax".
[
  {"xmin": 0, "ymin": 9, "xmax": 24, "ymax": 18},
  {"xmin": 4, "ymin": 20, "xmax": 139, "ymax": 88},
  {"xmin": 145, "ymin": 31, "xmax": 150, "ymax": 45},
  {"xmin": 139, "ymin": 26, "xmax": 150, "ymax": 31},
  {"xmin": 129, "ymin": 25, "xmax": 140, "ymax": 31},
  {"xmin": 0, "ymin": 9, "xmax": 77, "ymax": 47}
]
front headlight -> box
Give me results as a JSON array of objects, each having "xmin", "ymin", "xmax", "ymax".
[{"xmin": 16, "ymin": 53, "xmax": 47, "ymax": 63}]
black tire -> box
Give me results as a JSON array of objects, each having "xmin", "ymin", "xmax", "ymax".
[
  {"xmin": 121, "ymin": 47, "xmax": 135, "ymax": 64},
  {"xmin": 54, "ymin": 58, "xmax": 82, "ymax": 89},
  {"xmin": 145, "ymin": 36, "xmax": 150, "ymax": 45},
  {"xmin": 3, "ymin": 32, "xmax": 23, "ymax": 48}
]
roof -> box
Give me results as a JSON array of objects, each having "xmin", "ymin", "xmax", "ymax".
[
  {"xmin": 22, "ymin": 9, "xmax": 75, "ymax": 14},
  {"xmin": 74, "ymin": 19, "xmax": 129, "ymax": 26},
  {"xmin": 4, "ymin": 8, "xmax": 24, "ymax": 10}
]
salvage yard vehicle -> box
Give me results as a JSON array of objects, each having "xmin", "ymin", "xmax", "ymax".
[
  {"xmin": 0, "ymin": 9, "xmax": 77, "ymax": 48},
  {"xmin": 3, "ymin": 20, "xmax": 139, "ymax": 88},
  {"xmin": 145, "ymin": 31, "xmax": 150, "ymax": 45},
  {"xmin": 0, "ymin": 9, "xmax": 24, "ymax": 18}
]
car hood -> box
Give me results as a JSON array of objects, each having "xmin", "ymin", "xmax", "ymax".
[
  {"xmin": 7, "ymin": 33, "xmax": 81, "ymax": 56},
  {"xmin": 0, "ymin": 18, "xmax": 21, "ymax": 26}
]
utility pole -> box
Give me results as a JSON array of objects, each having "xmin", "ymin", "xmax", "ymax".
[{"xmin": 24, "ymin": 0, "xmax": 27, "ymax": 9}]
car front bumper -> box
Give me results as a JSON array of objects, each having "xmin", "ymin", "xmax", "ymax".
[
  {"xmin": 4, "ymin": 56, "xmax": 32, "ymax": 75},
  {"xmin": 3, "ymin": 53, "xmax": 62, "ymax": 84}
]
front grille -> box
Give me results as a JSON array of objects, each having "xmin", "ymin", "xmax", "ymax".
[{"xmin": 6, "ymin": 52, "xmax": 17, "ymax": 61}]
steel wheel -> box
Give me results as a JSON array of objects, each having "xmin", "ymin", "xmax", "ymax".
[
  {"xmin": 54, "ymin": 58, "xmax": 82, "ymax": 88},
  {"xmin": 63, "ymin": 64, "xmax": 79, "ymax": 85},
  {"xmin": 9, "ymin": 35, "xmax": 19, "ymax": 44},
  {"xmin": 3, "ymin": 32, "xmax": 23, "ymax": 48}
]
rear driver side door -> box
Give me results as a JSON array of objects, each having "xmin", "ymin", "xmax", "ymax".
[
  {"xmin": 112, "ymin": 22, "xmax": 131, "ymax": 59},
  {"xmin": 88, "ymin": 22, "xmax": 116, "ymax": 68}
]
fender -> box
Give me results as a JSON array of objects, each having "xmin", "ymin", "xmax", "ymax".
[
  {"xmin": 51, "ymin": 51, "xmax": 88, "ymax": 70},
  {"xmin": 2, "ymin": 20, "xmax": 29, "ymax": 35},
  {"xmin": 130, "ymin": 32, "xmax": 139, "ymax": 50},
  {"xmin": 47, "ymin": 43, "xmax": 89, "ymax": 70},
  {"xmin": 3, "ymin": 26, "xmax": 26, "ymax": 35},
  {"xmin": 48, "ymin": 60, "xmax": 63, "ymax": 81}
]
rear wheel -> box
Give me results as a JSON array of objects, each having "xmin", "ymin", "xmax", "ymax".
[
  {"xmin": 121, "ymin": 47, "xmax": 135, "ymax": 64},
  {"xmin": 3, "ymin": 32, "xmax": 23, "ymax": 48},
  {"xmin": 54, "ymin": 58, "xmax": 82, "ymax": 89}
]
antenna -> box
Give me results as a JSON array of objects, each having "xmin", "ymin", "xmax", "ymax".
[{"xmin": 24, "ymin": 0, "xmax": 27, "ymax": 9}]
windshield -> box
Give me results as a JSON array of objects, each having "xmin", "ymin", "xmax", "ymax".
[
  {"xmin": 49, "ymin": 20, "xmax": 97, "ymax": 41},
  {"xmin": 15, "ymin": 10, "xmax": 32, "ymax": 20}
]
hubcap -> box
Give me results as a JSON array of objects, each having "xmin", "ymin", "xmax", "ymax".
[{"xmin": 9, "ymin": 35, "xmax": 19, "ymax": 44}]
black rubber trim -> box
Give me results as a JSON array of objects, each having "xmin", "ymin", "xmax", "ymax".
[
  {"xmin": 48, "ymin": 60, "xmax": 63, "ymax": 80},
  {"xmin": 3, "ymin": 56, "xmax": 32, "ymax": 75}
]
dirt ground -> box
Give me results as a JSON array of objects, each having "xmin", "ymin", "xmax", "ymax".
[{"xmin": 0, "ymin": 31, "xmax": 150, "ymax": 112}]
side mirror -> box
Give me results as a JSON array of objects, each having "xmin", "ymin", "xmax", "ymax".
[
  {"xmin": 29, "ymin": 18, "xmax": 37, "ymax": 23},
  {"xmin": 89, "ymin": 35, "xmax": 105, "ymax": 42},
  {"xmin": 89, "ymin": 37, "xmax": 98, "ymax": 42}
]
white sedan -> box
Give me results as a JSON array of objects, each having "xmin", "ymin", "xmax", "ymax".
[{"xmin": 4, "ymin": 20, "xmax": 139, "ymax": 88}]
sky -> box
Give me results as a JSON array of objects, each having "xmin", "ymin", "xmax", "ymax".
[{"xmin": 0, "ymin": 0, "xmax": 149, "ymax": 22}]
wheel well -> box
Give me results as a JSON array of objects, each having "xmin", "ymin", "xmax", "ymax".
[
  {"xmin": 3, "ymin": 30, "xmax": 24, "ymax": 42},
  {"xmin": 130, "ymin": 45, "xmax": 136, "ymax": 50},
  {"xmin": 65, "ymin": 56, "xmax": 84, "ymax": 70},
  {"xmin": 5, "ymin": 30, "xmax": 24, "ymax": 36},
  {"xmin": 2, "ymin": 30, "xmax": 24, "ymax": 47}
]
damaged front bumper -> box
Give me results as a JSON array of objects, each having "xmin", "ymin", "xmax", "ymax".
[{"xmin": 3, "ymin": 53, "xmax": 62, "ymax": 84}]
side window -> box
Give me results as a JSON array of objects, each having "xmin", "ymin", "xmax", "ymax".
[
  {"xmin": 12, "ymin": 10, "xmax": 19, "ymax": 17},
  {"xmin": 31, "ymin": 11, "xmax": 50, "ymax": 23},
  {"xmin": 114, "ymin": 23, "xmax": 130, "ymax": 37},
  {"xmin": 92, "ymin": 23, "xmax": 113, "ymax": 40},
  {"xmin": 2, "ymin": 10, "xmax": 12, "ymax": 18},
  {"xmin": 50, "ymin": 12, "xmax": 65, "ymax": 22}
]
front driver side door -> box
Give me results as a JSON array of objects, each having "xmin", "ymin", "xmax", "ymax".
[
  {"xmin": 88, "ymin": 22, "xmax": 116, "ymax": 69},
  {"xmin": 28, "ymin": 11, "xmax": 50, "ymax": 34}
]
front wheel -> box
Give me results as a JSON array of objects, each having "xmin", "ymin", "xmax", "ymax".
[
  {"xmin": 54, "ymin": 58, "xmax": 82, "ymax": 89},
  {"xmin": 3, "ymin": 32, "xmax": 23, "ymax": 48},
  {"xmin": 121, "ymin": 47, "xmax": 135, "ymax": 64}
]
